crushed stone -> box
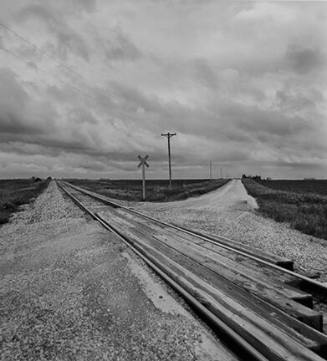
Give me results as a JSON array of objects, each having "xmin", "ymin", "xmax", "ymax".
[
  {"xmin": 0, "ymin": 181, "xmax": 238, "ymax": 361},
  {"xmin": 135, "ymin": 179, "xmax": 327, "ymax": 282}
]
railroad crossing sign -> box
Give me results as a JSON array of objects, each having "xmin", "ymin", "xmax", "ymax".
[
  {"xmin": 137, "ymin": 155, "xmax": 149, "ymax": 200},
  {"xmin": 137, "ymin": 155, "xmax": 149, "ymax": 168}
]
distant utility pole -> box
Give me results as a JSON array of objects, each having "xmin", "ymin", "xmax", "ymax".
[
  {"xmin": 137, "ymin": 155, "xmax": 149, "ymax": 201},
  {"xmin": 220, "ymin": 167, "xmax": 223, "ymax": 179},
  {"xmin": 209, "ymin": 160, "xmax": 212, "ymax": 180},
  {"xmin": 161, "ymin": 132, "xmax": 176, "ymax": 189}
]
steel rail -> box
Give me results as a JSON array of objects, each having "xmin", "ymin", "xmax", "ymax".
[
  {"xmin": 62, "ymin": 181, "xmax": 327, "ymax": 295},
  {"xmin": 58, "ymin": 181, "xmax": 269, "ymax": 361}
]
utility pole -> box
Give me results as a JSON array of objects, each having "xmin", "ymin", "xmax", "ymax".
[
  {"xmin": 161, "ymin": 132, "xmax": 176, "ymax": 189},
  {"xmin": 220, "ymin": 167, "xmax": 223, "ymax": 179},
  {"xmin": 137, "ymin": 155, "xmax": 149, "ymax": 201},
  {"xmin": 209, "ymin": 160, "xmax": 212, "ymax": 180}
]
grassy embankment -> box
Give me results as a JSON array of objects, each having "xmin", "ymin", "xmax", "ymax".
[
  {"xmin": 242, "ymin": 178, "xmax": 327, "ymax": 240},
  {"xmin": 67, "ymin": 178, "xmax": 230, "ymax": 202},
  {"xmin": 0, "ymin": 179, "xmax": 50, "ymax": 225}
]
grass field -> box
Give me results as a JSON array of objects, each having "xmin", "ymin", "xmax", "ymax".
[
  {"xmin": 256, "ymin": 179, "xmax": 327, "ymax": 196},
  {"xmin": 66, "ymin": 178, "xmax": 230, "ymax": 202},
  {"xmin": 0, "ymin": 178, "xmax": 50, "ymax": 225},
  {"xmin": 242, "ymin": 178, "xmax": 327, "ymax": 240}
]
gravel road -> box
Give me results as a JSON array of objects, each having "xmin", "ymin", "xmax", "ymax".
[
  {"xmin": 0, "ymin": 181, "xmax": 238, "ymax": 361},
  {"xmin": 134, "ymin": 179, "xmax": 327, "ymax": 282}
]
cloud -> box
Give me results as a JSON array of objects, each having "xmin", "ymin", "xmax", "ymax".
[
  {"xmin": 275, "ymin": 88, "xmax": 323, "ymax": 112},
  {"xmin": 15, "ymin": 4, "xmax": 90, "ymax": 60},
  {"xmin": 0, "ymin": 1, "xmax": 326, "ymax": 179},
  {"xmin": 0, "ymin": 68, "xmax": 54, "ymax": 135},
  {"xmin": 285, "ymin": 45, "xmax": 326, "ymax": 74},
  {"xmin": 104, "ymin": 27, "xmax": 141, "ymax": 61}
]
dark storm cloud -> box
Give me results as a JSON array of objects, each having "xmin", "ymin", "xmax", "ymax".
[
  {"xmin": 26, "ymin": 61, "xmax": 38, "ymax": 70},
  {"xmin": 285, "ymin": 45, "xmax": 326, "ymax": 75},
  {"xmin": 89, "ymin": 79, "xmax": 323, "ymax": 165},
  {"xmin": 219, "ymin": 103, "xmax": 310, "ymax": 137},
  {"xmin": 0, "ymin": 112, "xmax": 42, "ymax": 135},
  {"xmin": 0, "ymin": 68, "xmax": 56, "ymax": 136},
  {"xmin": 110, "ymin": 83, "xmax": 309, "ymax": 143},
  {"xmin": 0, "ymin": 0, "xmax": 326, "ymax": 178}
]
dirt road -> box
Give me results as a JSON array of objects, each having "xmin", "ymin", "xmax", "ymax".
[{"xmin": 0, "ymin": 181, "xmax": 237, "ymax": 361}]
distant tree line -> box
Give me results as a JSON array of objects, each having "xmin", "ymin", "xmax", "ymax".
[
  {"xmin": 31, "ymin": 176, "xmax": 52, "ymax": 182},
  {"xmin": 242, "ymin": 175, "xmax": 271, "ymax": 181}
]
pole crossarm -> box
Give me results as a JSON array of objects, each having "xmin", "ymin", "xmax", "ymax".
[{"xmin": 161, "ymin": 132, "xmax": 176, "ymax": 138}]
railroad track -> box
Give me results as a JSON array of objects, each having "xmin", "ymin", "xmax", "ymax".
[{"xmin": 58, "ymin": 180, "xmax": 327, "ymax": 361}]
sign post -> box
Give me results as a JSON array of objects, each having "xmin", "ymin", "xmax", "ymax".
[{"xmin": 137, "ymin": 155, "xmax": 149, "ymax": 201}]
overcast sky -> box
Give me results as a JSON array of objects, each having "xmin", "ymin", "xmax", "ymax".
[{"xmin": 0, "ymin": 0, "xmax": 326, "ymax": 179}]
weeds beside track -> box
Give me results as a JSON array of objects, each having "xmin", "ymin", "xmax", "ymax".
[{"xmin": 0, "ymin": 178, "xmax": 50, "ymax": 225}]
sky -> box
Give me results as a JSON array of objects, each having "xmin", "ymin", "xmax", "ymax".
[{"xmin": 0, "ymin": 0, "xmax": 326, "ymax": 179}]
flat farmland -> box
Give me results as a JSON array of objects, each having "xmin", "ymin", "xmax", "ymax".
[
  {"xmin": 242, "ymin": 179, "xmax": 327, "ymax": 241},
  {"xmin": 65, "ymin": 178, "xmax": 229, "ymax": 202},
  {"xmin": 257, "ymin": 179, "xmax": 327, "ymax": 196},
  {"xmin": 0, "ymin": 178, "xmax": 50, "ymax": 225}
]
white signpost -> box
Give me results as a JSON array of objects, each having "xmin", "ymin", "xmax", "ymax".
[{"xmin": 137, "ymin": 155, "xmax": 149, "ymax": 201}]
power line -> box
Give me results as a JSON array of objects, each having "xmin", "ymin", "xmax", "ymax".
[
  {"xmin": 0, "ymin": 21, "xmax": 97, "ymax": 102},
  {"xmin": 0, "ymin": 22, "xmax": 83, "ymax": 80},
  {"xmin": 0, "ymin": 44, "xmax": 92, "ymax": 102},
  {"xmin": 0, "ymin": 22, "xmax": 37, "ymax": 50}
]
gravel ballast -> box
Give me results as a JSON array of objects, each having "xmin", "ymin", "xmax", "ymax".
[
  {"xmin": 0, "ymin": 181, "xmax": 238, "ymax": 361},
  {"xmin": 134, "ymin": 179, "xmax": 327, "ymax": 282}
]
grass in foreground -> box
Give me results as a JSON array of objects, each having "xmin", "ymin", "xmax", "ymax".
[
  {"xmin": 0, "ymin": 178, "xmax": 50, "ymax": 225},
  {"xmin": 66, "ymin": 178, "xmax": 230, "ymax": 202},
  {"xmin": 242, "ymin": 179, "xmax": 327, "ymax": 240}
]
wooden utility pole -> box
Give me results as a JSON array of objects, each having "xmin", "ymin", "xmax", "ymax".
[
  {"xmin": 137, "ymin": 155, "xmax": 149, "ymax": 200},
  {"xmin": 209, "ymin": 160, "xmax": 212, "ymax": 180},
  {"xmin": 161, "ymin": 132, "xmax": 176, "ymax": 189}
]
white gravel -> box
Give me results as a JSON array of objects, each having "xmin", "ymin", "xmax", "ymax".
[
  {"xmin": 134, "ymin": 179, "xmax": 327, "ymax": 282},
  {"xmin": 8, "ymin": 181, "xmax": 82, "ymax": 225},
  {"xmin": 0, "ymin": 181, "xmax": 239, "ymax": 361}
]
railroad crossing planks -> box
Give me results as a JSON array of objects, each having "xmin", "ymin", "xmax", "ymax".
[
  {"xmin": 101, "ymin": 209, "xmax": 323, "ymax": 331},
  {"xmin": 98, "ymin": 211, "xmax": 327, "ymax": 360}
]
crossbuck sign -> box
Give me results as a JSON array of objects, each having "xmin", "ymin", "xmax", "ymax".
[
  {"xmin": 137, "ymin": 155, "xmax": 149, "ymax": 200},
  {"xmin": 137, "ymin": 155, "xmax": 149, "ymax": 168}
]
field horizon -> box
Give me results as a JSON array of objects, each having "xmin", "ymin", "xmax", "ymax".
[{"xmin": 66, "ymin": 178, "xmax": 230, "ymax": 202}]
